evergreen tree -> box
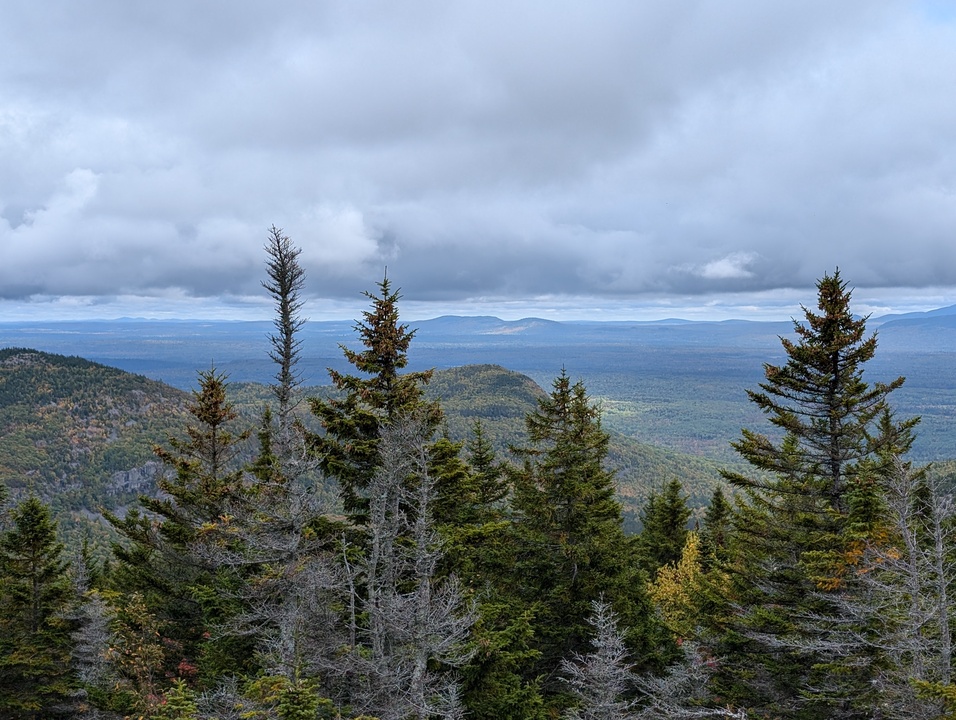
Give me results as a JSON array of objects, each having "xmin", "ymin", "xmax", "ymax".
[
  {"xmin": 0, "ymin": 481, "xmax": 7, "ymax": 522},
  {"xmin": 308, "ymin": 275, "xmax": 441, "ymax": 523},
  {"xmin": 459, "ymin": 602, "xmax": 547, "ymax": 720},
  {"xmin": 508, "ymin": 372, "xmax": 667, "ymax": 706},
  {"xmin": 718, "ymin": 270, "xmax": 918, "ymax": 718},
  {"xmin": 698, "ymin": 487, "xmax": 732, "ymax": 570},
  {"xmin": 0, "ymin": 496, "xmax": 76, "ymax": 718},
  {"xmin": 148, "ymin": 368, "xmax": 250, "ymax": 536},
  {"xmin": 107, "ymin": 368, "xmax": 255, "ymax": 687},
  {"xmin": 263, "ymin": 226, "xmax": 306, "ymax": 428},
  {"xmin": 466, "ymin": 420, "xmax": 509, "ymax": 516},
  {"xmin": 152, "ymin": 679, "xmax": 198, "ymax": 720},
  {"xmin": 437, "ymin": 423, "xmax": 547, "ymax": 719},
  {"xmin": 431, "ymin": 421, "xmax": 512, "ymax": 586},
  {"xmin": 634, "ymin": 478, "xmax": 692, "ymax": 576}
]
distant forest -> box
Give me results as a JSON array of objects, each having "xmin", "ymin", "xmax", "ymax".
[{"xmin": 1, "ymin": 232, "xmax": 954, "ymax": 719}]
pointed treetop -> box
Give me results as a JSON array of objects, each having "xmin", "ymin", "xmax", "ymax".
[{"xmin": 262, "ymin": 225, "xmax": 306, "ymax": 412}]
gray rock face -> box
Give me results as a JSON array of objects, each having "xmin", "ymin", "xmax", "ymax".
[{"xmin": 107, "ymin": 461, "xmax": 163, "ymax": 495}]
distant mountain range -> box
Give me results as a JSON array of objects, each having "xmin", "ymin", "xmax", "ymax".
[
  {"xmin": 2, "ymin": 305, "xmax": 956, "ymax": 462},
  {"xmin": 868, "ymin": 303, "xmax": 956, "ymax": 324}
]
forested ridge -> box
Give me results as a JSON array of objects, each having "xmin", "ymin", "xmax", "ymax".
[
  {"xmin": 1, "ymin": 236, "xmax": 955, "ymax": 719},
  {"xmin": 0, "ymin": 355, "xmax": 730, "ymax": 545}
]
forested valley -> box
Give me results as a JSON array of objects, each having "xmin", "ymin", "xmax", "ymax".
[{"xmin": 2, "ymin": 231, "xmax": 955, "ymax": 719}]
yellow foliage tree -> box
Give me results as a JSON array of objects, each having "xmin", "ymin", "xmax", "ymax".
[{"xmin": 647, "ymin": 532, "xmax": 703, "ymax": 639}]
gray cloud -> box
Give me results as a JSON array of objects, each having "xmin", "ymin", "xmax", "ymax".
[{"xmin": 1, "ymin": 1, "xmax": 954, "ymax": 318}]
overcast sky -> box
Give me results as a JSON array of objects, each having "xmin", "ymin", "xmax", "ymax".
[{"xmin": 2, "ymin": 1, "xmax": 955, "ymax": 322}]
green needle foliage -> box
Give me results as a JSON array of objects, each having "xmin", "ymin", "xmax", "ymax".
[
  {"xmin": 508, "ymin": 371, "xmax": 669, "ymax": 707},
  {"xmin": 718, "ymin": 269, "xmax": 919, "ymax": 718},
  {"xmin": 634, "ymin": 477, "xmax": 692, "ymax": 576},
  {"xmin": 0, "ymin": 496, "xmax": 76, "ymax": 718},
  {"xmin": 107, "ymin": 367, "xmax": 256, "ymax": 688},
  {"xmin": 152, "ymin": 679, "xmax": 198, "ymax": 720},
  {"xmin": 309, "ymin": 274, "xmax": 442, "ymax": 524}
]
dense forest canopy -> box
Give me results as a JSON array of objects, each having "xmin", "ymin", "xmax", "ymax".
[{"xmin": 1, "ymin": 242, "xmax": 955, "ymax": 719}]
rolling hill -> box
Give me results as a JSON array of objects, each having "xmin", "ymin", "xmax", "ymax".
[
  {"xmin": 0, "ymin": 352, "xmax": 731, "ymax": 546},
  {"xmin": 4, "ymin": 309, "xmax": 955, "ymax": 463}
]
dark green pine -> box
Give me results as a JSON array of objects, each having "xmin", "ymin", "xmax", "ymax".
[
  {"xmin": 106, "ymin": 367, "xmax": 256, "ymax": 686},
  {"xmin": 698, "ymin": 486, "xmax": 732, "ymax": 569},
  {"xmin": 634, "ymin": 477, "xmax": 692, "ymax": 576},
  {"xmin": 507, "ymin": 371, "xmax": 669, "ymax": 706},
  {"xmin": 0, "ymin": 496, "xmax": 76, "ymax": 718},
  {"xmin": 308, "ymin": 274, "xmax": 441, "ymax": 523},
  {"xmin": 717, "ymin": 269, "xmax": 918, "ymax": 719}
]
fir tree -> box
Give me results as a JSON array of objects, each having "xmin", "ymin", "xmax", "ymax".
[
  {"xmin": 466, "ymin": 420, "xmax": 509, "ymax": 516},
  {"xmin": 107, "ymin": 368, "xmax": 255, "ymax": 687},
  {"xmin": 635, "ymin": 478, "xmax": 692, "ymax": 576},
  {"xmin": 508, "ymin": 371, "xmax": 666, "ymax": 705},
  {"xmin": 152, "ymin": 679, "xmax": 198, "ymax": 720},
  {"xmin": 0, "ymin": 496, "xmax": 76, "ymax": 718},
  {"xmin": 718, "ymin": 270, "xmax": 918, "ymax": 718},
  {"xmin": 439, "ymin": 423, "xmax": 546, "ymax": 719},
  {"xmin": 308, "ymin": 274, "xmax": 441, "ymax": 523},
  {"xmin": 698, "ymin": 487, "xmax": 732, "ymax": 570},
  {"xmin": 459, "ymin": 602, "xmax": 547, "ymax": 720}
]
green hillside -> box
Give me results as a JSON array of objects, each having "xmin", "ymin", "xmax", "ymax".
[
  {"xmin": 0, "ymin": 348, "xmax": 191, "ymax": 545},
  {"xmin": 0, "ymin": 353, "xmax": 733, "ymax": 545},
  {"xmin": 231, "ymin": 363, "xmax": 731, "ymax": 521},
  {"xmin": 426, "ymin": 363, "xmax": 545, "ymax": 450},
  {"xmin": 425, "ymin": 364, "xmax": 729, "ymax": 527}
]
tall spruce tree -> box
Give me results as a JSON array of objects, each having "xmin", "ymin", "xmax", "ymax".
[
  {"xmin": 107, "ymin": 368, "xmax": 255, "ymax": 687},
  {"xmin": 698, "ymin": 487, "xmax": 732, "ymax": 570},
  {"xmin": 263, "ymin": 225, "xmax": 306, "ymax": 446},
  {"xmin": 718, "ymin": 270, "xmax": 918, "ymax": 719},
  {"xmin": 436, "ymin": 422, "xmax": 548, "ymax": 719},
  {"xmin": 0, "ymin": 496, "xmax": 76, "ymax": 718},
  {"xmin": 507, "ymin": 371, "xmax": 667, "ymax": 707},
  {"xmin": 634, "ymin": 478, "xmax": 692, "ymax": 576},
  {"xmin": 308, "ymin": 274, "xmax": 441, "ymax": 522}
]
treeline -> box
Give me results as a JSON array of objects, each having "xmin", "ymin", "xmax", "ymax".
[{"xmin": 1, "ymin": 232, "xmax": 954, "ymax": 720}]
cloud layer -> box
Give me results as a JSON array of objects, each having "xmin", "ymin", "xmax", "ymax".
[{"xmin": 1, "ymin": 1, "xmax": 955, "ymax": 318}]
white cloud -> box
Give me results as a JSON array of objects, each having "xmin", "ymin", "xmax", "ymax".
[
  {"xmin": 292, "ymin": 204, "xmax": 379, "ymax": 271},
  {"xmin": 691, "ymin": 252, "xmax": 759, "ymax": 280}
]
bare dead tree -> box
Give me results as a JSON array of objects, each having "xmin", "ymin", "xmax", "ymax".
[
  {"xmin": 191, "ymin": 465, "xmax": 348, "ymax": 686},
  {"xmin": 195, "ymin": 676, "xmax": 249, "ymax": 720},
  {"xmin": 560, "ymin": 600, "xmax": 745, "ymax": 720},
  {"xmin": 70, "ymin": 589, "xmax": 124, "ymax": 719},
  {"xmin": 632, "ymin": 642, "xmax": 747, "ymax": 720},
  {"xmin": 194, "ymin": 228, "xmax": 348, "ymax": 689},
  {"xmin": 560, "ymin": 599, "xmax": 640, "ymax": 720},
  {"xmin": 345, "ymin": 415, "xmax": 475, "ymax": 720}
]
